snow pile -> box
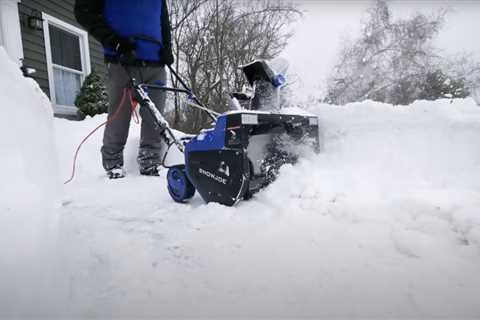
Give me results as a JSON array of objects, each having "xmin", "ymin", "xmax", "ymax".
[
  {"xmin": 0, "ymin": 48, "xmax": 60, "ymax": 316},
  {"xmin": 50, "ymin": 97, "xmax": 480, "ymax": 317}
]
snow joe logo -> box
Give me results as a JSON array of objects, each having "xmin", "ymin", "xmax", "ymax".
[
  {"xmin": 218, "ymin": 161, "xmax": 230, "ymax": 177},
  {"xmin": 199, "ymin": 168, "xmax": 228, "ymax": 185}
]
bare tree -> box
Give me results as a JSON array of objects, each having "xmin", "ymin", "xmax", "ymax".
[
  {"xmin": 326, "ymin": 0, "xmax": 452, "ymax": 105},
  {"xmin": 166, "ymin": 0, "xmax": 300, "ymax": 133},
  {"xmin": 167, "ymin": 0, "xmax": 209, "ymax": 126}
]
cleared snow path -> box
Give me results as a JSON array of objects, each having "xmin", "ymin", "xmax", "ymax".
[{"xmin": 50, "ymin": 99, "xmax": 480, "ymax": 318}]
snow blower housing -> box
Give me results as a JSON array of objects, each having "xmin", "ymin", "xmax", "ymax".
[{"xmin": 182, "ymin": 111, "xmax": 320, "ymax": 206}]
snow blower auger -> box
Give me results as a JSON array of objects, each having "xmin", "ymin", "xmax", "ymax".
[{"xmin": 131, "ymin": 59, "xmax": 320, "ymax": 207}]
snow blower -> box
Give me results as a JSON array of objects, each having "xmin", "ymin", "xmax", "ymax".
[{"xmin": 132, "ymin": 59, "xmax": 320, "ymax": 206}]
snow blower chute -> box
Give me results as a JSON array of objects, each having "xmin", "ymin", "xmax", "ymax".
[{"xmin": 132, "ymin": 59, "xmax": 320, "ymax": 206}]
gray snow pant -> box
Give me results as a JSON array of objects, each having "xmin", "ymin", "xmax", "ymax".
[{"xmin": 101, "ymin": 63, "xmax": 167, "ymax": 171}]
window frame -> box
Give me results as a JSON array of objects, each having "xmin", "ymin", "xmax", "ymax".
[{"xmin": 42, "ymin": 13, "xmax": 91, "ymax": 115}]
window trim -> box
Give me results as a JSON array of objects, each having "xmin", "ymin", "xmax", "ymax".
[{"xmin": 42, "ymin": 13, "xmax": 91, "ymax": 115}]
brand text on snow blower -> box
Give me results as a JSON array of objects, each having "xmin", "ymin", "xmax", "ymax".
[{"xmin": 199, "ymin": 168, "xmax": 228, "ymax": 184}]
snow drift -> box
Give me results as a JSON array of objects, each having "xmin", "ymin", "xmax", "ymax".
[{"xmin": 0, "ymin": 48, "xmax": 60, "ymax": 316}]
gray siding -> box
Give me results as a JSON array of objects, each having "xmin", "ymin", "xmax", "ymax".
[{"xmin": 18, "ymin": 0, "xmax": 106, "ymax": 99}]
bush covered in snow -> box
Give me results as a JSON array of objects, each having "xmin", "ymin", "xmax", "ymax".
[
  {"xmin": 418, "ymin": 69, "xmax": 469, "ymax": 100},
  {"xmin": 75, "ymin": 69, "xmax": 108, "ymax": 118}
]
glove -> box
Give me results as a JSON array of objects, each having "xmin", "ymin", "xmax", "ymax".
[
  {"xmin": 116, "ymin": 37, "xmax": 137, "ymax": 65},
  {"xmin": 115, "ymin": 37, "xmax": 136, "ymax": 55},
  {"xmin": 102, "ymin": 34, "xmax": 135, "ymax": 52},
  {"xmin": 103, "ymin": 34, "xmax": 137, "ymax": 64},
  {"xmin": 159, "ymin": 46, "xmax": 174, "ymax": 66}
]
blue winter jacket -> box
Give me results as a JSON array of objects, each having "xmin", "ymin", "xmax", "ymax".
[{"xmin": 74, "ymin": 0, "xmax": 172, "ymax": 64}]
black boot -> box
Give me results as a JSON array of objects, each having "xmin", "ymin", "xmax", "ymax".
[
  {"xmin": 106, "ymin": 167, "xmax": 126, "ymax": 179},
  {"xmin": 140, "ymin": 166, "xmax": 160, "ymax": 176}
]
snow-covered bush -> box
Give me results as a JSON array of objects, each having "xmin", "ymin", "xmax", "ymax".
[
  {"xmin": 417, "ymin": 69, "xmax": 468, "ymax": 100},
  {"xmin": 74, "ymin": 69, "xmax": 108, "ymax": 118}
]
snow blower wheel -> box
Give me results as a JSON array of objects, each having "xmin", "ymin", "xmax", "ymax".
[{"xmin": 167, "ymin": 165, "xmax": 195, "ymax": 203}]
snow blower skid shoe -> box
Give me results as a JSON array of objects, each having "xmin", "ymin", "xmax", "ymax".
[{"xmin": 183, "ymin": 111, "xmax": 320, "ymax": 206}]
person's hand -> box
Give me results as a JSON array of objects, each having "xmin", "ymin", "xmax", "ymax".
[
  {"xmin": 115, "ymin": 37, "xmax": 136, "ymax": 55},
  {"xmin": 103, "ymin": 34, "xmax": 135, "ymax": 54},
  {"xmin": 159, "ymin": 46, "xmax": 174, "ymax": 66},
  {"xmin": 103, "ymin": 34, "xmax": 136, "ymax": 64},
  {"xmin": 115, "ymin": 37, "xmax": 136, "ymax": 65}
]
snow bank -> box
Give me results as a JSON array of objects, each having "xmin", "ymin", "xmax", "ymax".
[
  {"xmin": 52, "ymin": 96, "xmax": 480, "ymax": 318},
  {"xmin": 0, "ymin": 48, "xmax": 60, "ymax": 316}
]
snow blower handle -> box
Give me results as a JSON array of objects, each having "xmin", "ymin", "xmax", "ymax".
[
  {"xmin": 166, "ymin": 65, "xmax": 217, "ymax": 122},
  {"xmin": 126, "ymin": 35, "xmax": 217, "ymax": 122},
  {"xmin": 140, "ymin": 83, "xmax": 221, "ymax": 118},
  {"xmin": 129, "ymin": 77, "xmax": 185, "ymax": 153}
]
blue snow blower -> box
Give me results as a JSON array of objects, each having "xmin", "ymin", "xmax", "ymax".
[{"xmin": 131, "ymin": 60, "xmax": 320, "ymax": 206}]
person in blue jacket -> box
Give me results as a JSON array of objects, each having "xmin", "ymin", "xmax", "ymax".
[{"xmin": 75, "ymin": 0, "xmax": 174, "ymax": 179}]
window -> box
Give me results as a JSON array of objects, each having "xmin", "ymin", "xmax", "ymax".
[{"xmin": 42, "ymin": 13, "xmax": 91, "ymax": 114}]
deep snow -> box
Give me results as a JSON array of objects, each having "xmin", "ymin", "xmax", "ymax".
[
  {"xmin": 0, "ymin": 48, "xmax": 60, "ymax": 316},
  {"xmin": 1, "ymin": 49, "xmax": 480, "ymax": 318}
]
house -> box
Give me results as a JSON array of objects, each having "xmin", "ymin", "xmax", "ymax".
[{"xmin": 0, "ymin": 0, "xmax": 105, "ymax": 118}]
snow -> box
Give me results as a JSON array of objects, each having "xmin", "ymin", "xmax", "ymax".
[
  {"xmin": 2, "ymin": 46, "xmax": 480, "ymax": 317},
  {"xmin": 54, "ymin": 98, "xmax": 480, "ymax": 318},
  {"xmin": 0, "ymin": 48, "xmax": 60, "ymax": 315}
]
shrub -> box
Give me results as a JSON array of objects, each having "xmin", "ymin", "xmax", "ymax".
[{"xmin": 75, "ymin": 70, "xmax": 108, "ymax": 118}]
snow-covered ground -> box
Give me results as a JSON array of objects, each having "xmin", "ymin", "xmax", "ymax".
[{"xmin": 2, "ymin": 49, "xmax": 480, "ymax": 318}]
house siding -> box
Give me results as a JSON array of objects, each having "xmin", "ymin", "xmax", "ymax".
[{"xmin": 18, "ymin": 0, "xmax": 106, "ymax": 99}]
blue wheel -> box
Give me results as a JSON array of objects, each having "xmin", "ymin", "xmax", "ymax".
[{"xmin": 167, "ymin": 165, "xmax": 195, "ymax": 203}]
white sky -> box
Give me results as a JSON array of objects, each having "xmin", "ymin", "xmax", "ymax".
[{"xmin": 282, "ymin": 0, "xmax": 480, "ymax": 94}]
